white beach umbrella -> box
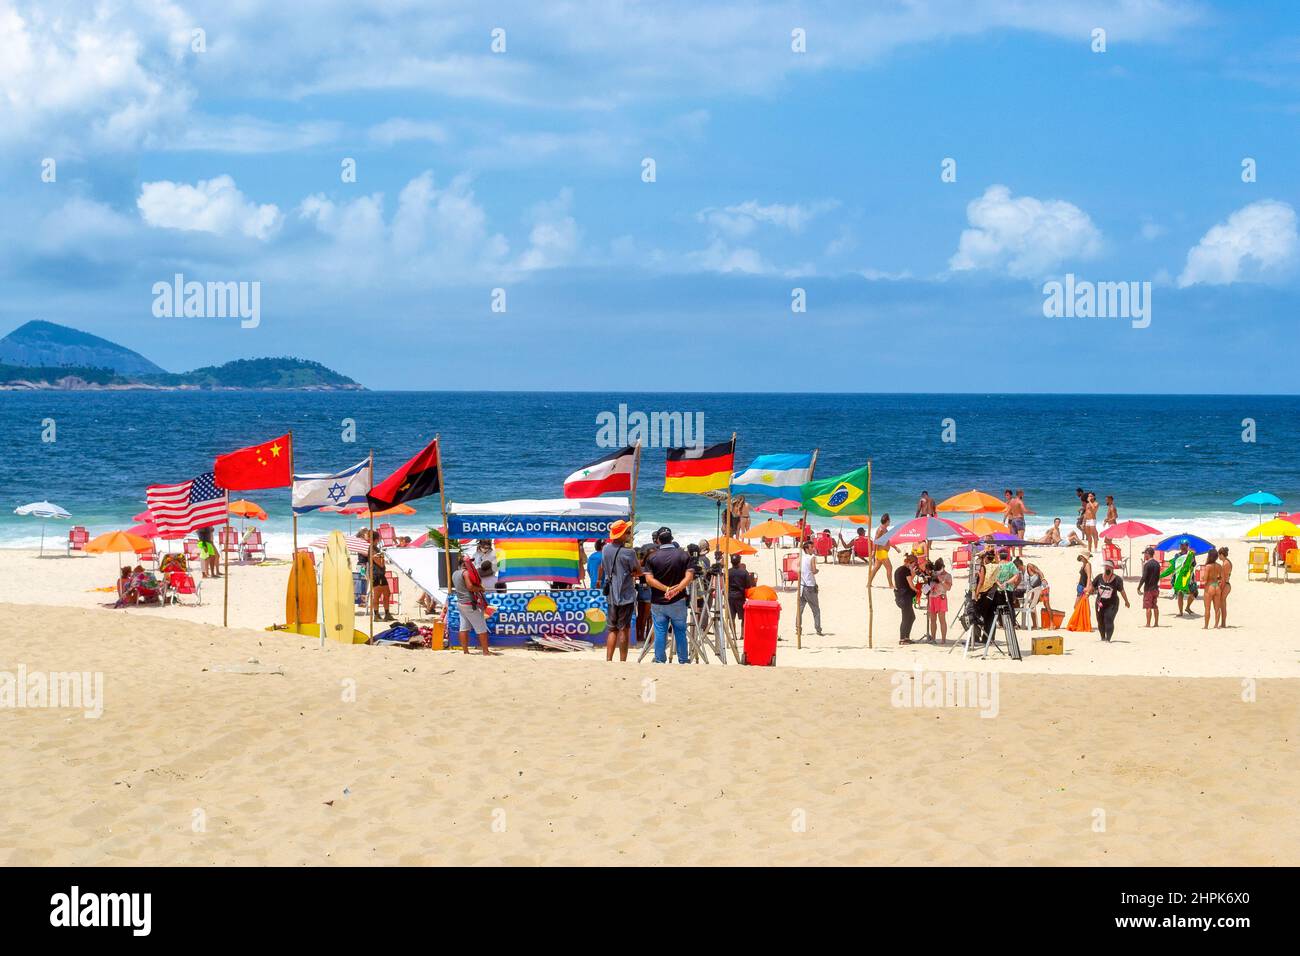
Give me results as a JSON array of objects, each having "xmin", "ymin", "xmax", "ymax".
[{"xmin": 14, "ymin": 501, "xmax": 72, "ymax": 556}]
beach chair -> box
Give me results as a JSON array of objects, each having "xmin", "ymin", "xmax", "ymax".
[
  {"xmin": 377, "ymin": 523, "xmax": 398, "ymax": 549},
  {"xmin": 66, "ymin": 526, "xmax": 89, "ymax": 556},
  {"xmin": 219, "ymin": 527, "xmax": 240, "ymax": 558},
  {"xmin": 241, "ymin": 529, "xmax": 266, "ymax": 563},
  {"xmin": 1248, "ymin": 547, "xmax": 1270, "ymax": 581},
  {"xmin": 952, "ymin": 547, "xmax": 970, "ymax": 571},
  {"xmin": 1158, "ymin": 558, "xmax": 1172, "ymax": 590},
  {"xmin": 1285, "ymin": 549, "xmax": 1300, "ymax": 582},
  {"xmin": 184, "ymin": 538, "xmax": 201, "ymax": 562},
  {"xmin": 296, "ymin": 548, "xmax": 316, "ymax": 566},
  {"xmin": 165, "ymin": 572, "xmax": 202, "ymax": 606},
  {"xmin": 386, "ymin": 571, "xmax": 402, "ymax": 614},
  {"xmin": 138, "ymin": 546, "xmax": 158, "ymax": 569},
  {"xmin": 781, "ymin": 553, "xmax": 800, "ymax": 591},
  {"xmin": 1102, "ymin": 542, "xmax": 1128, "ymax": 576}
]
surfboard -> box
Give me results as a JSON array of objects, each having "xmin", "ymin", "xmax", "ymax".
[
  {"xmin": 285, "ymin": 549, "xmax": 318, "ymax": 626},
  {"xmin": 266, "ymin": 622, "xmax": 369, "ymax": 644},
  {"xmin": 323, "ymin": 530, "xmax": 357, "ymax": 644}
]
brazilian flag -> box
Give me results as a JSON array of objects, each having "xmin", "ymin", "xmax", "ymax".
[{"xmin": 800, "ymin": 464, "xmax": 870, "ymax": 517}]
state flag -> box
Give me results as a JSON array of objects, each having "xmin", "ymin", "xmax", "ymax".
[
  {"xmin": 292, "ymin": 459, "xmax": 371, "ymax": 515},
  {"xmin": 800, "ymin": 464, "xmax": 871, "ymax": 517},
  {"xmin": 731, "ymin": 452, "xmax": 814, "ymax": 497},
  {"xmin": 368, "ymin": 438, "xmax": 441, "ymax": 510},
  {"xmin": 563, "ymin": 446, "xmax": 636, "ymax": 498},
  {"xmin": 214, "ymin": 433, "xmax": 292, "ymax": 490},
  {"xmin": 663, "ymin": 440, "xmax": 735, "ymax": 495}
]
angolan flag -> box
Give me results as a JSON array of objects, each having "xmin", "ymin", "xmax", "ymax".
[{"xmin": 563, "ymin": 445, "xmax": 636, "ymax": 499}]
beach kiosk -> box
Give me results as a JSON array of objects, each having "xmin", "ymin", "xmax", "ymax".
[{"xmin": 387, "ymin": 497, "xmax": 629, "ymax": 647}]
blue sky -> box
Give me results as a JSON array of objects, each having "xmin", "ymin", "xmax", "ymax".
[{"xmin": 2, "ymin": 0, "xmax": 1298, "ymax": 391}]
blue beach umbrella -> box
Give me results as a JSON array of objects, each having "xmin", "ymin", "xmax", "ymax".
[
  {"xmin": 1155, "ymin": 533, "xmax": 1216, "ymax": 556},
  {"xmin": 1232, "ymin": 491, "xmax": 1283, "ymax": 529}
]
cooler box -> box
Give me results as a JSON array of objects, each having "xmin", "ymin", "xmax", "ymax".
[{"xmin": 742, "ymin": 599, "xmax": 780, "ymax": 666}]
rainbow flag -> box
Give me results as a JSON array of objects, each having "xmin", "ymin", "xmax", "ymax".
[{"xmin": 496, "ymin": 539, "xmax": 581, "ymax": 584}]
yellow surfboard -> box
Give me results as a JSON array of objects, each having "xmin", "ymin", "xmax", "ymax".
[
  {"xmin": 322, "ymin": 530, "xmax": 357, "ymax": 644},
  {"xmin": 285, "ymin": 549, "xmax": 318, "ymax": 626}
]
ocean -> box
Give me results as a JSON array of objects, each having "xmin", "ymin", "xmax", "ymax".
[{"xmin": 1, "ymin": 391, "xmax": 1296, "ymax": 550}]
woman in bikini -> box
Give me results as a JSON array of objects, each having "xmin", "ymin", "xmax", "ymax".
[
  {"xmin": 1201, "ymin": 549, "xmax": 1222, "ymax": 630},
  {"xmin": 866, "ymin": 514, "xmax": 895, "ymax": 589},
  {"xmin": 1216, "ymin": 546, "xmax": 1232, "ymax": 628}
]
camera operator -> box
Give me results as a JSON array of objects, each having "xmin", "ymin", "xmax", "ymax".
[{"xmin": 894, "ymin": 553, "xmax": 921, "ymax": 645}]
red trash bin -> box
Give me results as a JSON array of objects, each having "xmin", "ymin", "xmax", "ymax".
[{"xmin": 742, "ymin": 599, "xmax": 780, "ymax": 666}]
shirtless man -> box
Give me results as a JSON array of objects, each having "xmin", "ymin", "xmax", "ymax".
[
  {"xmin": 1104, "ymin": 495, "xmax": 1118, "ymax": 529},
  {"xmin": 1216, "ymin": 546, "xmax": 1232, "ymax": 628},
  {"xmin": 1082, "ymin": 493, "xmax": 1100, "ymax": 551},
  {"xmin": 1005, "ymin": 489, "xmax": 1028, "ymax": 556}
]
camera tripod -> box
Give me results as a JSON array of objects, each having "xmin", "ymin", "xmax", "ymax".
[
  {"xmin": 635, "ymin": 568, "xmax": 741, "ymax": 664},
  {"xmin": 950, "ymin": 588, "xmax": 1023, "ymax": 660}
]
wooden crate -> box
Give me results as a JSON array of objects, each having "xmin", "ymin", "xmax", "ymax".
[{"xmin": 1032, "ymin": 635, "xmax": 1063, "ymax": 656}]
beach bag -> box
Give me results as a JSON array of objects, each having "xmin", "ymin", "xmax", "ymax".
[
  {"xmin": 1066, "ymin": 596, "xmax": 1092, "ymax": 633},
  {"xmin": 601, "ymin": 546, "xmax": 620, "ymax": 597}
]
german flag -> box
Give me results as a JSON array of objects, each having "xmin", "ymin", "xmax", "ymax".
[{"xmin": 663, "ymin": 440, "xmax": 735, "ymax": 495}]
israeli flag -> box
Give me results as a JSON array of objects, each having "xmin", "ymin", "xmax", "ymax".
[
  {"xmin": 292, "ymin": 458, "xmax": 372, "ymax": 515},
  {"xmin": 731, "ymin": 452, "xmax": 814, "ymax": 497}
]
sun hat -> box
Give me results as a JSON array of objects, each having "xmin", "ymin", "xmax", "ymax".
[{"xmin": 607, "ymin": 519, "xmax": 633, "ymax": 541}]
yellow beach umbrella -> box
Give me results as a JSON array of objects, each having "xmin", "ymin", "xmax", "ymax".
[{"xmin": 1245, "ymin": 518, "xmax": 1300, "ymax": 540}]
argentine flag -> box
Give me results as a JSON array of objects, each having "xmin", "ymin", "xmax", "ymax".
[
  {"xmin": 292, "ymin": 458, "xmax": 372, "ymax": 515},
  {"xmin": 731, "ymin": 452, "xmax": 814, "ymax": 497}
]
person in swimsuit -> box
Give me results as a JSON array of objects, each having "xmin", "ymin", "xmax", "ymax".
[
  {"xmin": 1104, "ymin": 495, "xmax": 1118, "ymax": 528},
  {"xmin": 1076, "ymin": 552, "xmax": 1092, "ymax": 599},
  {"xmin": 1201, "ymin": 549, "xmax": 1223, "ymax": 630},
  {"xmin": 1005, "ymin": 490, "xmax": 1028, "ymax": 557},
  {"xmin": 867, "ymin": 514, "xmax": 895, "ymax": 588},
  {"xmin": 1217, "ymin": 547, "xmax": 1232, "ymax": 628},
  {"xmin": 1082, "ymin": 493, "xmax": 1100, "ymax": 551}
]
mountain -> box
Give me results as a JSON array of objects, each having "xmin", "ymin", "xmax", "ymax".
[
  {"xmin": 0, "ymin": 321, "xmax": 364, "ymax": 391},
  {"xmin": 0, "ymin": 320, "xmax": 166, "ymax": 376}
]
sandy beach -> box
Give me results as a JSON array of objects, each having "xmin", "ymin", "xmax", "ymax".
[{"xmin": 2, "ymin": 536, "xmax": 1297, "ymax": 866}]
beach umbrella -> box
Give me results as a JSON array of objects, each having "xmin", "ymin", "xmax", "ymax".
[
  {"xmin": 964, "ymin": 516, "xmax": 1010, "ymax": 536},
  {"xmin": 1233, "ymin": 491, "xmax": 1283, "ymax": 529},
  {"xmin": 132, "ymin": 509, "xmax": 154, "ymax": 522},
  {"xmin": 937, "ymin": 490, "xmax": 1006, "ymax": 514},
  {"xmin": 228, "ymin": 499, "xmax": 268, "ymax": 520},
  {"xmin": 879, "ymin": 516, "xmax": 976, "ymax": 546},
  {"xmin": 744, "ymin": 518, "xmax": 804, "ymax": 580},
  {"xmin": 1154, "ymin": 533, "xmax": 1216, "ymax": 556},
  {"xmin": 1281, "ymin": 511, "xmax": 1300, "ymax": 525},
  {"xmin": 84, "ymin": 530, "xmax": 153, "ymax": 568},
  {"xmin": 706, "ymin": 535, "xmax": 757, "ymax": 556},
  {"xmin": 127, "ymin": 520, "xmax": 162, "ymax": 539},
  {"xmin": 1099, "ymin": 520, "xmax": 1163, "ymax": 568},
  {"xmin": 754, "ymin": 497, "xmax": 801, "ymax": 515},
  {"xmin": 13, "ymin": 501, "xmax": 71, "ymax": 556},
  {"xmin": 1244, "ymin": 518, "xmax": 1300, "ymax": 541},
  {"xmin": 306, "ymin": 534, "xmax": 370, "ymax": 556}
]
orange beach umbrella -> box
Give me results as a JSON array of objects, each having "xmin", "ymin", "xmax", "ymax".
[
  {"xmin": 743, "ymin": 519, "xmax": 802, "ymax": 539},
  {"xmin": 937, "ymin": 490, "xmax": 1006, "ymax": 514},
  {"xmin": 85, "ymin": 530, "xmax": 152, "ymax": 554},
  {"xmin": 707, "ymin": 535, "xmax": 758, "ymax": 556},
  {"xmin": 964, "ymin": 517, "xmax": 1010, "ymax": 536},
  {"xmin": 228, "ymin": 499, "xmax": 268, "ymax": 520}
]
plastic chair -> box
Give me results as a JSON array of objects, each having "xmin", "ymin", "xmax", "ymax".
[
  {"xmin": 1285, "ymin": 549, "xmax": 1300, "ymax": 581},
  {"xmin": 386, "ymin": 570, "xmax": 402, "ymax": 614},
  {"xmin": 184, "ymin": 539, "xmax": 201, "ymax": 562},
  {"xmin": 219, "ymin": 527, "xmax": 240, "ymax": 556},
  {"xmin": 1158, "ymin": 559, "xmax": 1172, "ymax": 590},
  {"xmin": 241, "ymin": 529, "xmax": 266, "ymax": 563},
  {"xmin": 377, "ymin": 523, "xmax": 398, "ymax": 549},
  {"xmin": 1248, "ymin": 547, "xmax": 1270, "ymax": 580},
  {"xmin": 781, "ymin": 553, "xmax": 800, "ymax": 590},
  {"xmin": 166, "ymin": 572, "xmax": 202, "ymax": 606},
  {"xmin": 67, "ymin": 526, "xmax": 89, "ymax": 556},
  {"xmin": 952, "ymin": 547, "xmax": 970, "ymax": 570}
]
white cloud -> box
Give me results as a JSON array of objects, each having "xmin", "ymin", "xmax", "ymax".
[
  {"xmin": 1177, "ymin": 200, "xmax": 1298, "ymax": 287},
  {"xmin": 949, "ymin": 185, "xmax": 1103, "ymax": 278},
  {"xmin": 698, "ymin": 200, "xmax": 838, "ymax": 238},
  {"xmin": 519, "ymin": 189, "xmax": 580, "ymax": 271},
  {"xmin": 137, "ymin": 175, "xmax": 283, "ymax": 241},
  {"xmin": 368, "ymin": 118, "xmax": 449, "ymax": 146}
]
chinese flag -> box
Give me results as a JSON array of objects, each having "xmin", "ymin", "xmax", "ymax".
[{"xmin": 214, "ymin": 433, "xmax": 293, "ymax": 490}]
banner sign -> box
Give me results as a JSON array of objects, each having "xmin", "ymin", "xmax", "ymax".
[
  {"xmin": 447, "ymin": 514, "xmax": 623, "ymax": 539},
  {"xmin": 447, "ymin": 588, "xmax": 610, "ymax": 645}
]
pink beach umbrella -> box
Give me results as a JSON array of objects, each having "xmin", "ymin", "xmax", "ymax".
[{"xmin": 1100, "ymin": 519, "xmax": 1163, "ymax": 569}]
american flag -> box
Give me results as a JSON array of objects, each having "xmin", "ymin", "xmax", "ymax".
[{"xmin": 146, "ymin": 472, "xmax": 228, "ymax": 536}]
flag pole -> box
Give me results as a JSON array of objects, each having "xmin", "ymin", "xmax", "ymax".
[
  {"xmin": 222, "ymin": 490, "xmax": 230, "ymax": 627},
  {"xmin": 368, "ymin": 449, "xmax": 375, "ymax": 642},
  {"xmin": 289, "ymin": 430, "xmax": 298, "ymax": 625},
  {"xmin": 721, "ymin": 433, "xmax": 737, "ymax": 664},
  {"xmin": 436, "ymin": 435, "xmax": 453, "ymax": 645},
  {"xmin": 629, "ymin": 440, "xmax": 642, "ymax": 523},
  {"xmin": 867, "ymin": 458, "xmax": 874, "ymax": 650},
  {"xmin": 795, "ymin": 448, "xmax": 819, "ymax": 651}
]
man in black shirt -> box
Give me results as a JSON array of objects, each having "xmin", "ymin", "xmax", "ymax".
[
  {"xmin": 894, "ymin": 553, "xmax": 919, "ymax": 644},
  {"xmin": 643, "ymin": 528, "xmax": 693, "ymax": 663},
  {"xmin": 726, "ymin": 554, "xmax": 755, "ymax": 632},
  {"xmin": 1137, "ymin": 546, "xmax": 1161, "ymax": 627}
]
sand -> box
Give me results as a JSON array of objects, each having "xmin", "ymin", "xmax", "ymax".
[{"xmin": 1, "ymin": 536, "xmax": 1297, "ymax": 865}]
